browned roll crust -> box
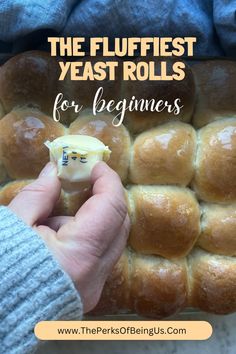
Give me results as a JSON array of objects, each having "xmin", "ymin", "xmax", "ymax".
[
  {"xmin": 0, "ymin": 99, "xmax": 4, "ymax": 119},
  {"xmin": 0, "ymin": 161, "xmax": 8, "ymax": 183},
  {"xmin": 63, "ymin": 183, "xmax": 92, "ymax": 216},
  {"xmin": 192, "ymin": 61, "xmax": 236, "ymax": 128},
  {"xmin": 0, "ymin": 180, "xmax": 31, "ymax": 205},
  {"xmin": 0, "ymin": 179, "xmax": 65, "ymax": 216},
  {"xmin": 69, "ymin": 110, "xmax": 131, "ymax": 182},
  {"xmin": 91, "ymin": 249, "xmax": 188, "ymax": 318},
  {"xmin": 122, "ymin": 57, "xmax": 195, "ymax": 134},
  {"xmin": 128, "ymin": 186, "xmax": 200, "ymax": 259},
  {"xmin": 129, "ymin": 122, "xmax": 196, "ymax": 186},
  {"xmin": 198, "ymin": 203, "xmax": 236, "ymax": 256},
  {"xmin": 0, "ymin": 51, "xmax": 62, "ymax": 117},
  {"xmin": 130, "ymin": 252, "xmax": 188, "ymax": 318},
  {"xmin": 193, "ymin": 118, "xmax": 236, "ymax": 203},
  {"xmin": 0, "ymin": 108, "xmax": 66, "ymax": 179},
  {"xmin": 51, "ymin": 190, "xmax": 66, "ymax": 217},
  {"xmin": 188, "ymin": 248, "xmax": 236, "ymax": 314},
  {"xmin": 90, "ymin": 250, "xmax": 131, "ymax": 315}
]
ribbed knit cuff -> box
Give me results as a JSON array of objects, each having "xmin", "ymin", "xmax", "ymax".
[{"xmin": 0, "ymin": 206, "xmax": 83, "ymax": 354}]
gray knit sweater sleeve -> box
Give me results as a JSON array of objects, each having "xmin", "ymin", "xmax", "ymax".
[{"xmin": 0, "ymin": 206, "xmax": 83, "ymax": 354}]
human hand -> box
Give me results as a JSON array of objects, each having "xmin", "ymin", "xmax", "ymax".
[{"xmin": 8, "ymin": 161, "xmax": 130, "ymax": 313}]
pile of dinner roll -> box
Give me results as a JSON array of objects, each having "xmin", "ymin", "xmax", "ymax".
[{"xmin": 0, "ymin": 51, "xmax": 236, "ymax": 318}]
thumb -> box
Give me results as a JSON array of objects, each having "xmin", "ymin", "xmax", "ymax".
[{"xmin": 9, "ymin": 162, "xmax": 61, "ymax": 226}]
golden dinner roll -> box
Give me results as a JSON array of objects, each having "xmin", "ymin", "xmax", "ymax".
[
  {"xmin": 198, "ymin": 204, "xmax": 236, "ymax": 256},
  {"xmin": 48, "ymin": 188, "xmax": 66, "ymax": 217},
  {"xmin": 69, "ymin": 110, "xmax": 131, "ymax": 181},
  {"xmin": 129, "ymin": 122, "xmax": 196, "ymax": 185},
  {"xmin": 128, "ymin": 186, "xmax": 200, "ymax": 259},
  {"xmin": 0, "ymin": 100, "xmax": 4, "ymax": 119},
  {"xmin": 123, "ymin": 57, "xmax": 195, "ymax": 133},
  {"xmin": 0, "ymin": 180, "xmax": 31, "ymax": 205},
  {"xmin": 129, "ymin": 252, "xmax": 188, "ymax": 318},
  {"xmin": 192, "ymin": 61, "xmax": 236, "ymax": 128},
  {"xmin": 188, "ymin": 248, "xmax": 236, "ymax": 314},
  {"xmin": 91, "ymin": 250, "xmax": 131, "ymax": 315},
  {"xmin": 0, "ymin": 51, "xmax": 62, "ymax": 117},
  {"xmin": 0, "ymin": 161, "xmax": 8, "ymax": 183},
  {"xmin": 193, "ymin": 118, "xmax": 236, "ymax": 203},
  {"xmin": 92, "ymin": 249, "xmax": 188, "ymax": 318},
  {"xmin": 0, "ymin": 179, "xmax": 65, "ymax": 216},
  {"xmin": 63, "ymin": 183, "xmax": 92, "ymax": 215},
  {"xmin": 0, "ymin": 108, "xmax": 66, "ymax": 179}
]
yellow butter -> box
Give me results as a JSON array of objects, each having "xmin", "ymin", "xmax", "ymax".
[{"xmin": 45, "ymin": 135, "xmax": 111, "ymax": 182}]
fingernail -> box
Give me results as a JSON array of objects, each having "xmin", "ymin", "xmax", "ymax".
[{"xmin": 39, "ymin": 162, "xmax": 57, "ymax": 177}]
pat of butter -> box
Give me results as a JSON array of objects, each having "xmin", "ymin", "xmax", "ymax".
[{"xmin": 45, "ymin": 135, "xmax": 111, "ymax": 182}]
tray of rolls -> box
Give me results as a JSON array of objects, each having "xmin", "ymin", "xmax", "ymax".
[{"xmin": 0, "ymin": 51, "xmax": 235, "ymax": 319}]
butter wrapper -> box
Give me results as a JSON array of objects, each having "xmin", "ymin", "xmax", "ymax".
[{"xmin": 45, "ymin": 135, "xmax": 111, "ymax": 182}]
